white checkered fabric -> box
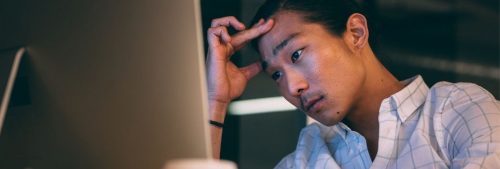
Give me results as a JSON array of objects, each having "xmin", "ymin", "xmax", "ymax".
[{"xmin": 275, "ymin": 75, "xmax": 500, "ymax": 169}]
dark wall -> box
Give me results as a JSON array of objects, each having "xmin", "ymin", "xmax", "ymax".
[{"xmin": 375, "ymin": 0, "xmax": 499, "ymax": 97}]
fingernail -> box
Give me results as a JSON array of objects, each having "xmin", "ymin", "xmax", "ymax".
[
  {"xmin": 261, "ymin": 19, "xmax": 272, "ymax": 28},
  {"xmin": 260, "ymin": 19, "xmax": 269, "ymax": 26},
  {"xmin": 262, "ymin": 18, "xmax": 271, "ymax": 25},
  {"xmin": 256, "ymin": 18, "xmax": 264, "ymax": 26}
]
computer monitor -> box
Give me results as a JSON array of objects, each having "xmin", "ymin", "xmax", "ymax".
[
  {"xmin": 0, "ymin": 0, "xmax": 211, "ymax": 168},
  {"xmin": 0, "ymin": 48, "xmax": 24, "ymax": 134}
]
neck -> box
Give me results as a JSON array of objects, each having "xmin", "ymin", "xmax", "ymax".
[{"xmin": 343, "ymin": 46, "xmax": 404, "ymax": 159}]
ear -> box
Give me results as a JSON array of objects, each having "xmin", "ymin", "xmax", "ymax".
[{"xmin": 344, "ymin": 13, "xmax": 369, "ymax": 51}]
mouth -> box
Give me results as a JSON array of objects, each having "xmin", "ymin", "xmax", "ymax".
[{"xmin": 303, "ymin": 95, "xmax": 325, "ymax": 112}]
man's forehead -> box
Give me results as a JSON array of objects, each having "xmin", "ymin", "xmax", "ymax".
[
  {"xmin": 258, "ymin": 12, "xmax": 305, "ymax": 56},
  {"xmin": 258, "ymin": 30, "xmax": 301, "ymax": 72},
  {"xmin": 258, "ymin": 29, "xmax": 288, "ymax": 65},
  {"xmin": 258, "ymin": 26, "xmax": 284, "ymax": 54},
  {"xmin": 259, "ymin": 31, "xmax": 302, "ymax": 66}
]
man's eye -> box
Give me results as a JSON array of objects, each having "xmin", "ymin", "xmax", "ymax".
[
  {"xmin": 291, "ymin": 49, "xmax": 302, "ymax": 63},
  {"xmin": 271, "ymin": 71, "xmax": 282, "ymax": 81}
]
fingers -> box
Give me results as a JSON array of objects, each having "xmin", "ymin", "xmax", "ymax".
[
  {"xmin": 240, "ymin": 61, "xmax": 262, "ymax": 80},
  {"xmin": 211, "ymin": 16, "xmax": 246, "ymax": 31},
  {"xmin": 206, "ymin": 16, "xmax": 274, "ymax": 64},
  {"xmin": 251, "ymin": 18, "xmax": 265, "ymax": 28},
  {"xmin": 207, "ymin": 26, "xmax": 231, "ymax": 46},
  {"xmin": 231, "ymin": 19, "xmax": 274, "ymax": 51}
]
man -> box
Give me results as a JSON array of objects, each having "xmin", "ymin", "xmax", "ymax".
[{"xmin": 205, "ymin": 0, "xmax": 500, "ymax": 168}]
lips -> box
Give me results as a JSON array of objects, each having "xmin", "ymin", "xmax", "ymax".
[{"xmin": 303, "ymin": 95, "xmax": 324, "ymax": 112}]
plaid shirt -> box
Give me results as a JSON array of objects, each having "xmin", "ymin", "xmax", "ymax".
[{"xmin": 275, "ymin": 75, "xmax": 500, "ymax": 169}]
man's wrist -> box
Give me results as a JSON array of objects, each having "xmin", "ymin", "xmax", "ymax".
[
  {"xmin": 209, "ymin": 120, "xmax": 224, "ymax": 128},
  {"xmin": 208, "ymin": 100, "xmax": 229, "ymax": 123}
]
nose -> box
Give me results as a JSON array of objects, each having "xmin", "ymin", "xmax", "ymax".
[{"xmin": 285, "ymin": 70, "xmax": 308, "ymax": 97}]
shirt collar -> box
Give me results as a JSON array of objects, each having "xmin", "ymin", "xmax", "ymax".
[
  {"xmin": 380, "ymin": 75, "xmax": 429, "ymax": 123},
  {"xmin": 315, "ymin": 75, "xmax": 429, "ymax": 141}
]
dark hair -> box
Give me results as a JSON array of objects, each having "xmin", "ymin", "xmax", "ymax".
[{"xmin": 250, "ymin": 0, "xmax": 365, "ymax": 51}]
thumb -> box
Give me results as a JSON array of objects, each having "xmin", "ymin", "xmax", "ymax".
[{"xmin": 240, "ymin": 61, "xmax": 262, "ymax": 80}]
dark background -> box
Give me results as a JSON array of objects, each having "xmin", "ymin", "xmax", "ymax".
[{"xmin": 201, "ymin": 0, "xmax": 499, "ymax": 168}]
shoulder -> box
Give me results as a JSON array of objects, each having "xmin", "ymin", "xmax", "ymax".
[
  {"xmin": 428, "ymin": 81, "xmax": 498, "ymax": 113},
  {"xmin": 428, "ymin": 82, "xmax": 500, "ymax": 167},
  {"xmin": 431, "ymin": 81, "xmax": 498, "ymax": 112},
  {"xmin": 430, "ymin": 81, "xmax": 500, "ymax": 144}
]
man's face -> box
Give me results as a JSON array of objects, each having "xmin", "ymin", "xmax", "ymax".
[{"xmin": 258, "ymin": 11, "xmax": 367, "ymax": 126}]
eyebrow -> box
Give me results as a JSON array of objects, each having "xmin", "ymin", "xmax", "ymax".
[
  {"xmin": 272, "ymin": 32, "xmax": 300, "ymax": 56},
  {"xmin": 262, "ymin": 32, "xmax": 300, "ymax": 72}
]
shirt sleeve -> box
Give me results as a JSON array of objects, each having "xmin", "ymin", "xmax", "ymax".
[
  {"xmin": 274, "ymin": 152, "xmax": 296, "ymax": 169},
  {"xmin": 440, "ymin": 83, "xmax": 500, "ymax": 169},
  {"xmin": 273, "ymin": 123, "xmax": 346, "ymax": 169}
]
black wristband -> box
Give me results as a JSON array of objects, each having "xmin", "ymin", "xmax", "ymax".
[{"xmin": 209, "ymin": 120, "xmax": 224, "ymax": 128}]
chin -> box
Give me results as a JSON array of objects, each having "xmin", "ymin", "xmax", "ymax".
[{"xmin": 313, "ymin": 111, "xmax": 342, "ymax": 126}]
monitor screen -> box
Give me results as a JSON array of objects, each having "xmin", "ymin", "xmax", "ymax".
[{"xmin": 0, "ymin": 0, "xmax": 211, "ymax": 168}]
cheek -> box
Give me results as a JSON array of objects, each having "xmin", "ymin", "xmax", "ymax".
[
  {"xmin": 334, "ymin": 56, "xmax": 365, "ymax": 88},
  {"xmin": 320, "ymin": 54, "xmax": 365, "ymax": 108},
  {"xmin": 304, "ymin": 47, "xmax": 340, "ymax": 78}
]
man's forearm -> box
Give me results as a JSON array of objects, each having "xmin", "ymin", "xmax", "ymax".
[{"xmin": 209, "ymin": 101, "xmax": 228, "ymax": 159}]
